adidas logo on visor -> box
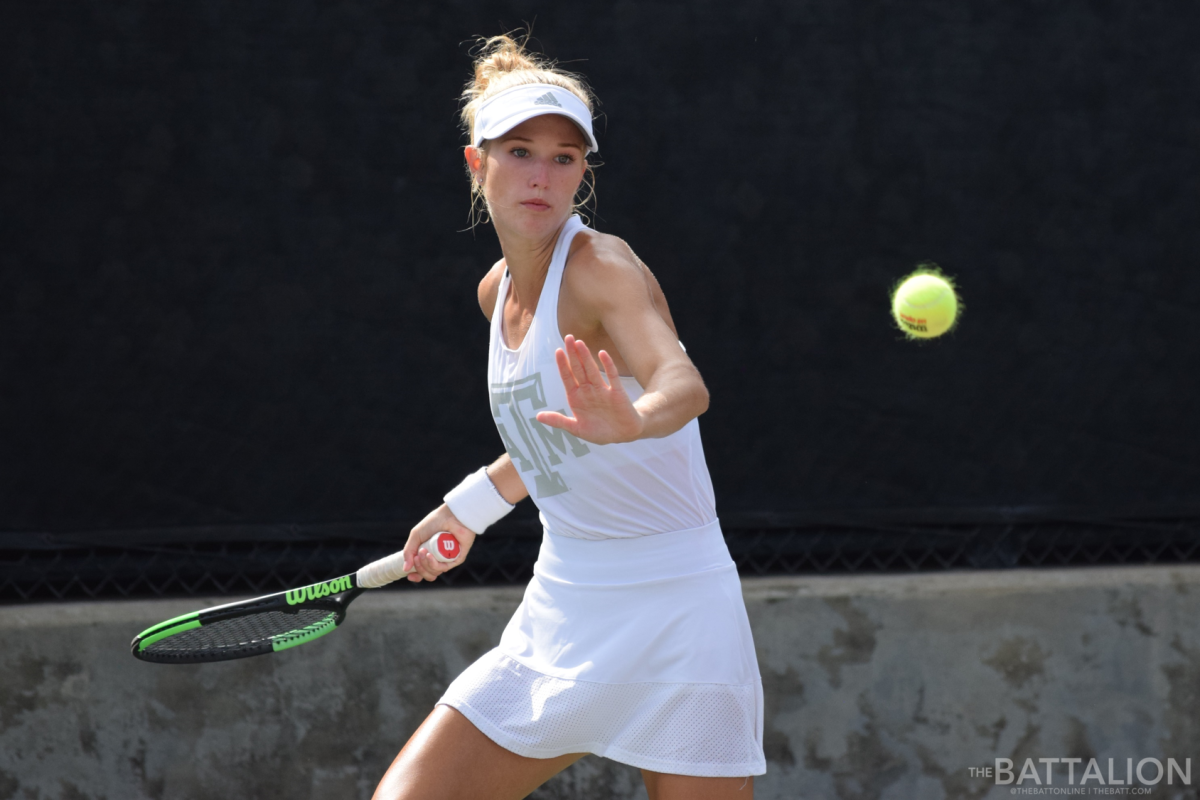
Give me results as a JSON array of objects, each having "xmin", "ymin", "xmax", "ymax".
[{"xmin": 533, "ymin": 92, "xmax": 562, "ymax": 107}]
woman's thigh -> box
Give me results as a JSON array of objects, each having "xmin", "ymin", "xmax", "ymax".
[
  {"xmin": 640, "ymin": 770, "xmax": 754, "ymax": 800},
  {"xmin": 372, "ymin": 705, "xmax": 585, "ymax": 800}
]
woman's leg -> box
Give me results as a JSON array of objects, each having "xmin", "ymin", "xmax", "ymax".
[
  {"xmin": 372, "ymin": 705, "xmax": 585, "ymax": 800},
  {"xmin": 641, "ymin": 770, "xmax": 754, "ymax": 800}
]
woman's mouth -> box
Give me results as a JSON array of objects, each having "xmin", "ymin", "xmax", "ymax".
[{"xmin": 521, "ymin": 198, "xmax": 551, "ymax": 211}]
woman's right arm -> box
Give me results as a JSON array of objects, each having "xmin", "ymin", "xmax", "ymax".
[
  {"xmin": 403, "ymin": 260, "xmax": 524, "ymax": 582},
  {"xmin": 484, "ymin": 453, "xmax": 528, "ymax": 505},
  {"xmin": 401, "ymin": 454, "xmax": 528, "ymax": 582}
]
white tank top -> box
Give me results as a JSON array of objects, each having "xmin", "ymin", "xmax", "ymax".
[{"xmin": 487, "ymin": 216, "xmax": 718, "ymax": 540}]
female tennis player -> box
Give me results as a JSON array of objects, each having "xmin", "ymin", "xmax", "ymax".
[{"xmin": 371, "ymin": 35, "xmax": 765, "ymax": 800}]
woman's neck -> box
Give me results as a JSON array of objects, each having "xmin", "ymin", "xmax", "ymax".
[{"xmin": 494, "ymin": 216, "xmax": 568, "ymax": 309}]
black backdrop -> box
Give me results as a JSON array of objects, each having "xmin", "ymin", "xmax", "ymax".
[{"xmin": 3, "ymin": 0, "xmax": 1198, "ymax": 535}]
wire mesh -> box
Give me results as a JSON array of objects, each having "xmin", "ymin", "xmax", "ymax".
[{"xmin": 3, "ymin": 513, "xmax": 1199, "ymax": 604}]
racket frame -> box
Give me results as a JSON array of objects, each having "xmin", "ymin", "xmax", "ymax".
[
  {"xmin": 131, "ymin": 575, "xmax": 363, "ymax": 664},
  {"xmin": 130, "ymin": 532, "xmax": 459, "ymax": 664}
]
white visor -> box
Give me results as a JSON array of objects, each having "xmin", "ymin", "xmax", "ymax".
[{"xmin": 472, "ymin": 83, "xmax": 598, "ymax": 154}]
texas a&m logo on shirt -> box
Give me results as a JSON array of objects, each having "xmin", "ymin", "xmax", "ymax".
[{"xmin": 490, "ymin": 372, "xmax": 591, "ymax": 498}]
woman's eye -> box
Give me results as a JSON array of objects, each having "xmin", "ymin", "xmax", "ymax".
[
  {"xmin": 511, "ymin": 148, "xmax": 528, "ymax": 157},
  {"xmin": 555, "ymin": 154, "xmax": 574, "ymax": 165}
]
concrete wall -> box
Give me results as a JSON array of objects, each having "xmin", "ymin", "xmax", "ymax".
[{"xmin": 2, "ymin": 566, "xmax": 1198, "ymax": 800}]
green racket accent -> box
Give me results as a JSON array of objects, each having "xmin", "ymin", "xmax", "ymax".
[
  {"xmin": 130, "ymin": 570, "xmax": 369, "ymax": 663},
  {"xmin": 270, "ymin": 612, "xmax": 339, "ymax": 652},
  {"xmin": 131, "ymin": 535, "xmax": 459, "ymax": 664},
  {"xmin": 134, "ymin": 610, "xmax": 201, "ymax": 649},
  {"xmin": 138, "ymin": 618, "xmax": 202, "ymax": 651}
]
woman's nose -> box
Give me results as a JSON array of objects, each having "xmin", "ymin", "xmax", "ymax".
[{"xmin": 528, "ymin": 160, "xmax": 549, "ymax": 187}]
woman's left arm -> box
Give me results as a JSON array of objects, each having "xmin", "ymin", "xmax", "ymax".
[{"xmin": 534, "ymin": 241, "xmax": 709, "ymax": 444}]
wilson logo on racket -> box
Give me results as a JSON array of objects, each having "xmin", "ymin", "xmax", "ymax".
[
  {"xmin": 437, "ymin": 536, "xmax": 461, "ymax": 559},
  {"xmin": 286, "ymin": 575, "xmax": 353, "ymax": 606}
]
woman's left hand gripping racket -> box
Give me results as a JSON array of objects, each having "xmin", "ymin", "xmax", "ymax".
[{"xmin": 130, "ymin": 532, "xmax": 461, "ymax": 664}]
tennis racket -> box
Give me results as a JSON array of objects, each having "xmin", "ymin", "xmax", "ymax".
[{"xmin": 130, "ymin": 532, "xmax": 462, "ymax": 664}]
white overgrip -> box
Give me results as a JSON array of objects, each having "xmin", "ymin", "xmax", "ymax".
[{"xmin": 356, "ymin": 532, "xmax": 458, "ymax": 589}]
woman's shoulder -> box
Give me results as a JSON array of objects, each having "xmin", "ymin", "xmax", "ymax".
[
  {"xmin": 565, "ymin": 229, "xmax": 643, "ymax": 291},
  {"xmin": 477, "ymin": 258, "xmax": 506, "ymax": 322},
  {"xmin": 563, "ymin": 229, "xmax": 679, "ymax": 333}
]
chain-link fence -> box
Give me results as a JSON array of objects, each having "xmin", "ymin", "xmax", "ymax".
[{"xmin": 4, "ymin": 511, "xmax": 1198, "ymax": 604}]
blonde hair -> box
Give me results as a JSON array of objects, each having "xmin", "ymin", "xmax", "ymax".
[{"xmin": 460, "ymin": 32, "xmax": 599, "ymax": 224}]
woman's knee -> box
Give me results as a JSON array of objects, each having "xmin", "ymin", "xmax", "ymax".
[{"xmin": 374, "ymin": 706, "xmax": 584, "ymax": 800}]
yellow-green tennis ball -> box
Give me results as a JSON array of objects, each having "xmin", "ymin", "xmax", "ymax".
[{"xmin": 891, "ymin": 268, "xmax": 960, "ymax": 339}]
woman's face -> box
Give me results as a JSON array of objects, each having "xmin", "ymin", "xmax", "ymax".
[{"xmin": 467, "ymin": 114, "xmax": 588, "ymax": 239}]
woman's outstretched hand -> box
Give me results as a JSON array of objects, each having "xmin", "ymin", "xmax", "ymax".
[{"xmin": 536, "ymin": 335, "xmax": 644, "ymax": 445}]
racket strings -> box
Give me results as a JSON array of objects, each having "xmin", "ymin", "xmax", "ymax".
[{"xmin": 143, "ymin": 608, "xmax": 337, "ymax": 654}]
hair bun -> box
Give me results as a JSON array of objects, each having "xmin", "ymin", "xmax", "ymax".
[
  {"xmin": 460, "ymin": 31, "xmax": 595, "ymax": 144},
  {"xmin": 472, "ymin": 35, "xmax": 543, "ymax": 95}
]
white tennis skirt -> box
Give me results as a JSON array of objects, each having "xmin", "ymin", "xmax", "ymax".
[{"xmin": 437, "ymin": 520, "xmax": 766, "ymax": 777}]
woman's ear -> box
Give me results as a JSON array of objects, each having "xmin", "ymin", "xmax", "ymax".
[{"xmin": 464, "ymin": 146, "xmax": 484, "ymax": 185}]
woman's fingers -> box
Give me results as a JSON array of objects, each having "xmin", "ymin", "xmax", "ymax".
[
  {"xmin": 548, "ymin": 336, "xmax": 643, "ymax": 444},
  {"xmin": 536, "ymin": 409, "xmax": 580, "ymax": 435},
  {"xmin": 402, "ymin": 539, "xmax": 420, "ymax": 575},
  {"xmin": 403, "ymin": 507, "xmax": 475, "ymax": 583},
  {"xmin": 407, "ymin": 545, "xmax": 457, "ymax": 582},
  {"xmin": 559, "ymin": 336, "xmax": 613, "ymax": 390},
  {"xmin": 404, "ymin": 542, "xmax": 431, "ymax": 581},
  {"xmin": 555, "ymin": 337, "xmax": 607, "ymax": 391},
  {"xmin": 411, "ymin": 549, "xmax": 453, "ymax": 582},
  {"xmin": 554, "ymin": 347, "xmax": 579, "ymax": 390},
  {"xmin": 408, "ymin": 550, "xmax": 433, "ymax": 582},
  {"xmin": 597, "ymin": 350, "xmax": 627, "ymax": 396},
  {"xmin": 572, "ymin": 339, "xmax": 608, "ymax": 386},
  {"xmin": 563, "ymin": 335, "xmax": 590, "ymax": 383}
]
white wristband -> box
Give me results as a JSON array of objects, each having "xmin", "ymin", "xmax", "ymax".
[{"xmin": 444, "ymin": 467, "xmax": 515, "ymax": 535}]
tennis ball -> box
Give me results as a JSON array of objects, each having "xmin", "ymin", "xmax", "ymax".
[{"xmin": 891, "ymin": 265, "xmax": 961, "ymax": 339}]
